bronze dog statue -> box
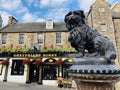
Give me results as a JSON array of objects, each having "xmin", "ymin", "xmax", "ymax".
[{"xmin": 64, "ymin": 10, "xmax": 116, "ymax": 62}]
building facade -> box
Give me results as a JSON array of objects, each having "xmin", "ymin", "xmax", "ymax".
[
  {"xmin": 0, "ymin": 0, "xmax": 120, "ymax": 86},
  {"xmin": 87, "ymin": 0, "xmax": 120, "ymax": 65}
]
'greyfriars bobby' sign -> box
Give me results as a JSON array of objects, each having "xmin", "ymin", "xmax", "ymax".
[{"xmin": 65, "ymin": 10, "xmax": 116, "ymax": 62}]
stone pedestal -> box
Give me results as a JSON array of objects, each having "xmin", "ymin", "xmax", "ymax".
[{"xmin": 68, "ymin": 58, "xmax": 120, "ymax": 90}]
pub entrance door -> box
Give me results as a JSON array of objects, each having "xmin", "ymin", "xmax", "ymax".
[{"xmin": 29, "ymin": 60, "xmax": 39, "ymax": 83}]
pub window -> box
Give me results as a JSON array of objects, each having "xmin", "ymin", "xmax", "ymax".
[
  {"xmin": 0, "ymin": 60, "xmax": 3, "ymax": 75},
  {"xmin": 56, "ymin": 32, "xmax": 61, "ymax": 44},
  {"xmin": 1, "ymin": 33, "xmax": 7, "ymax": 44},
  {"xmin": 37, "ymin": 33, "xmax": 44, "ymax": 45},
  {"xmin": 43, "ymin": 65, "xmax": 57, "ymax": 80},
  {"xmin": 11, "ymin": 60, "xmax": 24, "ymax": 75},
  {"xmin": 99, "ymin": 7, "xmax": 105, "ymax": 12},
  {"xmin": 18, "ymin": 33, "xmax": 24, "ymax": 44},
  {"xmin": 101, "ymin": 24, "xmax": 107, "ymax": 31}
]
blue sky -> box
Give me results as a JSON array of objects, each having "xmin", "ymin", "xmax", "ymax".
[{"xmin": 0, "ymin": 0, "xmax": 120, "ymax": 26}]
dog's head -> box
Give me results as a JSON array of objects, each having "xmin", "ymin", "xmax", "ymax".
[{"xmin": 64, "ymin": 10, "xmax": 85, "ymax": 30}]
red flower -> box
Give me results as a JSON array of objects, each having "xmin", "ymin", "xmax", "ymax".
[
  {"xmin": 22, "ymin": 59, "xmax": 31, "ymax": 64},
  {"xmin": 35, "ymin": 59, "xmax": 42, "ymax": 65},
  {"xmin": 0, "ymin": 60, "xmax": 9, "ymax": 65},
  {"xmin": 43, "ymin": 46, "xmax": 47, "ymax": 49},
  {"xmin": 56, "ymin": 58, "xmax": 63, "ymax": 65}
]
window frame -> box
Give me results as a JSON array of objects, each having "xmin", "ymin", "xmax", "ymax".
[
  {"xmin": 56, "ymin": 32, "xmax": 62, "ymax": 44},
  {"xmin": 101, "ymin": 24, "xmax": 107, "ymax": 31},
  {"xmin": 0, "ymin": 60, "xmax": 3, "ymax": 75},
  {"xmin": 11, "ymin": 59, "xmax": 24, "ymax": 75},
  {"xmin": 43, "ymin": 65, "xmax": 57, "ymax": 80},
  {"xmin": 99, "ymin": 7, "xmax": 105, "ymax": 12},
  {"xmin": 1, "ymin": 33, "xmax": 7, "ymax": 45},
  {"xmin": 37, "ymin": 33, "xmax": 44, "ymax": 45},
  {"xmin": 18, "ymin": 33, "xmax": 25, "ymax": 44}
]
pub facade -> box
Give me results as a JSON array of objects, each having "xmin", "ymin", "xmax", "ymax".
[
  {"xmin": 0, "ymin": 16, "xmax": 74, "ymax": 85},
  {"xmin": 0, "ymin": 53, "xmax": 73, "ymax": 85}
]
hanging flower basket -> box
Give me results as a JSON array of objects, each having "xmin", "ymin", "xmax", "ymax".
[
  {"xmin": 56, "ymin": 58, "xmax": 63, "ymax": 65},
  {"xmin": 22, "ymin": 59, "xmax": 31, "ymax": 64},
  {"xmin": 0, "ymin": 60, "xmax": 9, "ymax": 65},
  {"xmin": 35, "ymin": 59, "xmax": 42, "ymax": 65}
]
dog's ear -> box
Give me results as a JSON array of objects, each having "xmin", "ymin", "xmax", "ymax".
[
  {"xmin": 64, "ymin": 11, "xmax": 71, "ymax": 23},
  {"xmin": 78, "ymin": 10, "xmax": 85, "ymax": 18}
]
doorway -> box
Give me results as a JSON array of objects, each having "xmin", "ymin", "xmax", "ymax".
[{"xmin": 29, "ymin": 60, "xmax": 39, "ymax": 83}]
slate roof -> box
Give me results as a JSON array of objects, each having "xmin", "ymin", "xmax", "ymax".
[{"xmin": 0, "ymin": 22, "xmax": 68, "ymax": 33}]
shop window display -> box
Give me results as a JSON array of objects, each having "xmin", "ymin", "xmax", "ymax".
[{"xmin": 11, "ymin": 60, "xmax": 24, "ymax": 75}]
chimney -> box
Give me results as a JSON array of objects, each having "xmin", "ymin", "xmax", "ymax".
[
  {"xmin": 8, "ymin": 16, "xmax": 18, "ymax": 25},
  {"xmin": 0, "ymin": 15, "xmax": 2, "ymax": 28},
  {"xmin": 46, "ymin": 20, "xmax": 53, "ymax": 29}
]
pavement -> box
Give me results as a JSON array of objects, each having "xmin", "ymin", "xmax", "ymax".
[{"xmin": 0, "ymin": 82, "xmax": 76, "ymax": 90}]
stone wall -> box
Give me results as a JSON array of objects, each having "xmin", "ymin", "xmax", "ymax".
[
  {"xmin": 113, "ymin": 19, "xmax": 120, "ymax": 65},
  {"xmin": 0, "ymin": 32, "xmax": 70, "ymax": 50}
]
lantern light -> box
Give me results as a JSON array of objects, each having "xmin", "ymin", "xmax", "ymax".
[
  {"xmin": 68, "ymin": 59, "xmax": 73, "ymax": 63},
  {"xmin": 49, "ymin": 59, "xmax": 53, "ymax": 62}
]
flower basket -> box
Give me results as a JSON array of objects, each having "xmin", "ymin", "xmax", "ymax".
[
  {"xmin": 22, "ymin": 59, "xmax": 31, "ymax": 64},
  {"xmin": 35, "ymin": 59, "xmax": 42, "ymax": 65},
  {"xmin": 0, "ymin": 60, "xmax": 9, "ymax": 65},
  {"xmin": 56, "ymin": 58, "xmax": 63, "ymax": 65}
]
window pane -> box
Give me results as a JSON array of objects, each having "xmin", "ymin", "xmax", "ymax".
[
  {"xmin": 101, "ymin": 24, "xmax": 107, "ymax": 31},
  {"xmin": 19, "ymin": 33, "xmax": 24, "ymax": 44},
  {"xmin": 99, "ymin": 7, "xmax": 105, "ymax": 12},
  {"xmin": 37, "ymin": 33, "xmax": 44, "ymax": 44},
  {"xmin": 43, "ymin": 65, "xmax": 57, "ymax": 80},
  {"xmin": 56, "ymin": 33, "xmax": 61, "ymax": 44},
  {"xmin": 11, "ymin": 60, "xmax": 24, "ymax": 75},
  {"xmin": 1, "ymin": 33, "xmax": 7, "ymax": 44},
  {"xmin": 0, "ymin": 60, "xmax": 3, "ymax": 75}
]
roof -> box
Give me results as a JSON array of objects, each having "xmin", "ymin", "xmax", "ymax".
[
  {"xmin": 111, "ymin": 1, "xmax": 120, "ymax": 10},
  {"xmin": 0, "ymin": 22, "xmax": 68, "ymax": 33},
  {"xmin": 112, "ymin": 12, "xmax": 120, "ymax": 19}
]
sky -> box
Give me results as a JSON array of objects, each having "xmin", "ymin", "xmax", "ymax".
[{"xmin": 0, "ymin": 0, "xmax": 120, "ymax": 26}]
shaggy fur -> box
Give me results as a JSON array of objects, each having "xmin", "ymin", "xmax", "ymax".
[{"xmin": 64, "ymin": 10, "xmax": 116, "ymax": 61}]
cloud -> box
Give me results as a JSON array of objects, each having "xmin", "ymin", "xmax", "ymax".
[
  {"xmin": 40, "ymin": 0, "xmax": 69, "ymax": 8},
  {"xmin": 78, "ymin": 0, "xmax": 95, "ymax": 12},
  {"xmin": 0, "ymin": 0, "xmax": 28, "ymax": 14},
  {"xmin": 26, "ymin": 0, "xmax": 70, "ymax": 8},
  {"xmin": 0, "ymin": 0, "xmax": 21, "ymax": 11},
  {"xmin": 0, "ymin": 11, "xmax": 10, "ymax": 26},
  {"xmin": 26, "ymin": 0, "xmax": 34, "ymax": 6},
  {"xmin": 36, "ymin": 18, "xmax": 46, "ymax": 22},
  {"xmin": 46, "ymin": 8, "xmax": 69, "ymax": 21},
  {"xmin": 78, "ymin": 0, "xmax": 117, "ymax": 12},
  {"xmin": 22, "ymin": 12, "xmax": 36, "ymax": 22}
]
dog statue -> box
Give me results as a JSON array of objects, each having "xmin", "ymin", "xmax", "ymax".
[{"xmin": 64, "ymin": 10, "xmax": 116, "ymax": 62}]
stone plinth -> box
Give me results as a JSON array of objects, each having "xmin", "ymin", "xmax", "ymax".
[{"xmin": 68, "ymin": 58, "xmax": 120, "ymax": 90}]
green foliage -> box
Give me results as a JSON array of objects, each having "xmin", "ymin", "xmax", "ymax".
[
  {"xmin": 41, "ymin": 46, "xmax": 76, "ymax": 53},
  {"xmin": 0, "ymin": 46, "xmax": 30, "ymax": 53},
  {"xmin": 0, "ymin": 46, "xmax": 76, "ymax": 53}
]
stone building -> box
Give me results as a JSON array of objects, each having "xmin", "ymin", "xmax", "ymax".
[
  {"xmin": 0, "ymin": 16, "xmax": 70, "ymax": 49},
  {"xmin": 0, "ymin": 0, "xmax": 120, "ymax": 87},
  {"xmin": 0, "ymin": 15, "xmax": 73, "ymax": 85},
  {"xmin": 87, "ymin": 0, "xmax": 120, "ymax": 65}
]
